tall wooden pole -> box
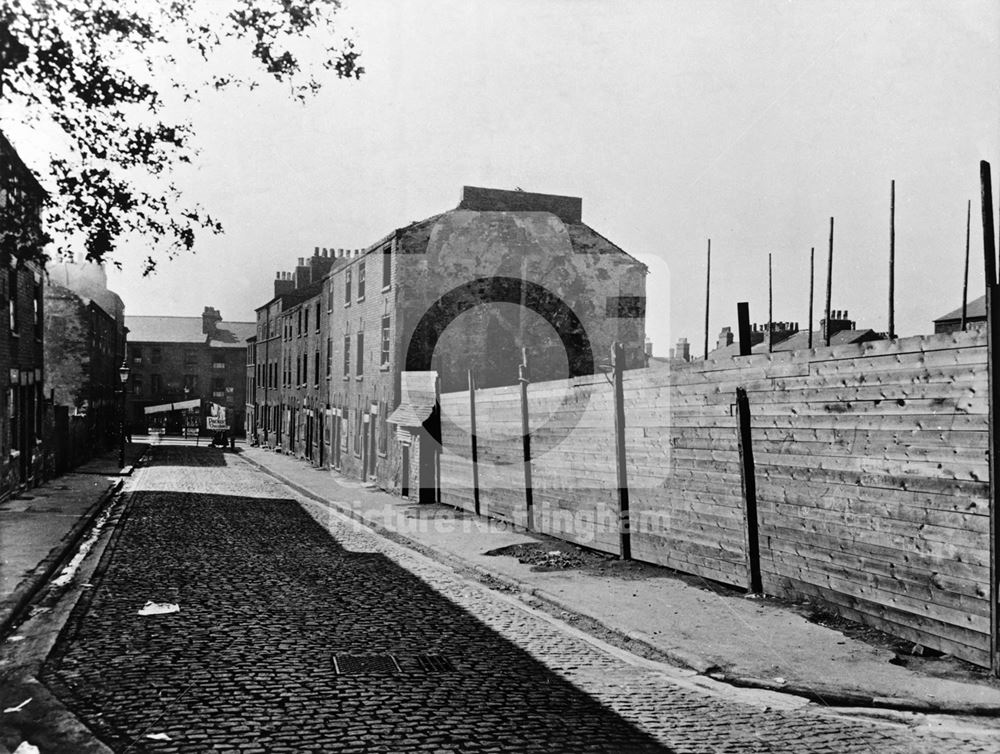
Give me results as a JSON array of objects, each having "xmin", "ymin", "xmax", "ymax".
[
  {"xmin": 981, "ymin": 160, "xmax": 999, "ymax": 676},
  {"xmin": 768, "ymin": 252, "xmax": 774, "ymax": 353},
  {"xmin": 889, "ymin": 180, "xmax": 896, "ymax": 339},
  {"xmin": 808, "ymin": 247, "xmax": 815, "ymax": 349},
  {"xmin": 825, "ymin": 217, "xmax": 834, "ymax": 347},
  {"xmin": 963, "ymin": 199, "xmax": 971, "ymax": 331},
  {"xmin": 612, "ymin": 343, "xmax": 631, "ymax": 560},
  {"xmin": 704, "ymin": 239, "xmax": 711, "ymax": 360},
  {"xmin": 518, "ymin": 347, "xmax": 533, "ymax": 530},
  {"xmin": 468, "ymin": 368, "xmax": 480, "ymax": 516}
]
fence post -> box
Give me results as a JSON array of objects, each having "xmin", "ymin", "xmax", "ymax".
[
  {"xmin": 981, "ymin": 160, "xmax": 1000, "ymax": 676},
  {"xmin": 737, "ymin": 302, "xmax": 752, "ymax": 356},
  {"xmin": 468, "ymin": 368, "xmax": 481, "ymax": 516},
  {"xmin": 612, "ymin": 343, "xmax": 632, "ymax": 560},
  {"xmin": 735, "ymin": 387, "xmax": 762, "ymax": 594},
  {"xmin": 518, "ymin": 348, "xmax": 534, "ymax": 530}
]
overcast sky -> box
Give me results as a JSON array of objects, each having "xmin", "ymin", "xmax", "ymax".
[{"xmin": 52, "ymin": 1, "xmax": 1000, "ymax": 353}]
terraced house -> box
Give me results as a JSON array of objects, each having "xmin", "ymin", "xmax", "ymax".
[
  {"xmin": 249, "ymin": 186, "xmax": 647, "ymax": 498},
  {"xmin": 0, "ymin": 130, "xmax": 47, "ymax": 495}
]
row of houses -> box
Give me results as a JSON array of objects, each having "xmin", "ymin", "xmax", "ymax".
[
  {"xmin": 1, "ymin": 130, "xmax": 129, "ymax": 495},
  {"xmin": 246, "ymin": 186, "xmax": 649, "ymax": 497}
]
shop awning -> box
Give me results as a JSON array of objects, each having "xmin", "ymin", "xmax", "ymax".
[
  {"xmin": 387, "ymin": 371, "xmax": 437, "ymax": 427},
  {"xmin": 143, "ymin": 398, "xmax": 201, "ymax": 415}
]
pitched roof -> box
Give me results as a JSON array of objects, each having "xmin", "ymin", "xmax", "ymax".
[
  {"xmin": 125, "ymin": 315, "xmax": 255, "ymax": 348},
  {"xmin": 934, "ymin": 294, "xmax": 986, "ymax": 323},
  {"xmin": 707, "ymin": 329, "xmax": 882, "ymax": 360}
]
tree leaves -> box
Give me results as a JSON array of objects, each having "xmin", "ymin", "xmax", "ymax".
[{"xmin": 1, "ymin": 0, "xmax": 364, "ymax": 272}]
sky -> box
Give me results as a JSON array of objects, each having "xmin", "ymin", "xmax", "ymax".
[{"xmin": 14, "ymin": 0, "xmax": 1000, "ymax": 355}]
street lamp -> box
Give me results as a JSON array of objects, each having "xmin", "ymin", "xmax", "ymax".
[{"xmin": 118, "ymin": 360, "xmax": 130, "ymax": 468}]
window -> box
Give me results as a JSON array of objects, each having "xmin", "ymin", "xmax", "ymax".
[
  {"xmin": 213, "ymin": 361, "xmax": 225, "ymax": 369},
  {"xmin": 296, "ymin": 354, "xmax": 301, "ymax": 386},
  {"xmin": 354, "ymin": 409, "xmax": 362, "ymax": 457},
  {"xmin": 328, "ymin": 284, "xmax": 334, "ymax": 311},
  {"xmin": 212, "ymin": 377, "xmax": 225, "ymax": 398},
  {"xmin": 297, "ymin": 309, "xmax": 303, "ymax": 336},
  {"xmin": 152, "ymin": 348, "xmax": 162, "ymax": 364},
  {"xmin": 357, "ymin": 263, "xmax": 366, "ymax": 301},
  {"xmin": 184, "ymin": 350, "xmax": 197, "ymax": 367},
  {"xmin": 183, "ymin": 374, "xmax": 198, "ymax": 392},
  {"xmin": 132, "ymin": 376, "xmax": 143, "ymax": 396},
  {"xmin": 304, "ymin": 307, "xmax": 309, "ymax": 334},
  {"xmin": 8, "ymin": 271, "xmax": 17, "ymax": 334},
  {"xmin": 344, "ymin": 268, "xmax": 352, "ymax": 306},
  {"xmin": 377, "ymin": 402, "xmax": 388, "ymax": 456},
  {"xmin": 343, "ymin": 335, "xmax": 351, "ymax": 377},
  {"xmin": 314, "ymin": 350, "xmax": 320, "ymax": 387},
  {"xmin": 382, "ymin": 246, "xmax": 392, "ymax": 289},
  {"xmin": 132, "ymin": 347, "xmax": 143, "ymax": 366},
  {"xmin": 326, "ymin": 337, "xmax": 332, "ymax": 377},
  {"xmin": 315, "ymin": 301, "xmax": 321, "ymax": 331},
  {"xmin": 33, "ymin": 283, "xmax": 41, "ymax": 337},
  {"xmin": 380, "ymin": 316, "xmax": 391, "ymax": 367},
  {"xmin": 355, "ymin": 331, "xmax": 364, "ymax": 377},
  {"xmin": 151, "ymin": 374, "xmax": 162, "ymax": 394}
]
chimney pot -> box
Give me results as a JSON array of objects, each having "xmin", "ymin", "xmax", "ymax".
[{"xmin": 314, "ymin": 247, "xmax": 320, "ymax": 256}]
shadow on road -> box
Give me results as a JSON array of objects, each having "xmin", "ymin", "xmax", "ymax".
[{"xmin": 42, "ymin": 483, "xmax": 670, "ymax": 752}]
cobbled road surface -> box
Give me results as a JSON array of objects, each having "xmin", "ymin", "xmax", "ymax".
[{"xmin": 41, "ymin": 446, "xmax": 998, "ymax": 753}]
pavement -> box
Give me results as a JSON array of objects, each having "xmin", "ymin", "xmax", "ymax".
[
  {"xmin": 0, "ymin": 438, "xmax": 998, "ymax": 752},
  {"xmin": 0, "ymin": 444, "xmax": 146, "ymax": 639},
  {"xmin": 240, "ymin": 445, "xmax": 1000, "ymax": 716},
  {"xmin": 29, "ymin": 445, "xmax": 960, "ymax": 753}
]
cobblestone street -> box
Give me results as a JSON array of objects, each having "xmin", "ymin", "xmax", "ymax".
[{"xmin": 39, "ymin": 446, "xmax": 999, "ymax": 752}]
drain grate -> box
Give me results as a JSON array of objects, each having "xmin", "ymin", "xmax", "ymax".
[
  {"xmin": 333, "ymin": 655, "xmax": 402, "ymax": 674},
  {"xmin": 333, "ymin": 654, "xmax": 458, "ymax": 674}
]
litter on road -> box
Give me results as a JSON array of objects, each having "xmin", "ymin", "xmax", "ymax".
[
  {"xmin": 3, "ymin": 697, "xmax": 32, "ymax": 714},
  {"xmin": 12, "ymin": 742, "xmax": 40, "ymax": 754},
  {"xmin": 145, "ymin": 732, "xmax": 172, "ymax": 741},
  {"xmin": 137, "ymin": 601, "xmax": 180, "ymax": 616}
]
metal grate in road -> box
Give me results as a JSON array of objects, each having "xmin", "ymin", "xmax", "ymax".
[
  {"xmin": 333, "ymin": 655, "xmax": 402, "ymax": 674},
  {"xmin": 333, "ymin": 654, "xmax": 457, "ymax": 674}
]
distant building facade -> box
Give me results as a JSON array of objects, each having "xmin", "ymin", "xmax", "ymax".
[
  {"xmin": 0, "ymin": 130, "xmax": 47, "ymax": 495},
  {"xmin": 707, "ymin": 310, "xmax": 882, "ymax": 360},
  {"xmin": 249, "ymin": 186, "xmax": 648, "ymax": 498},
  {"xmin": 125, "ymin": 308, "xmax": 255, "ymax": 436},
  {"xmin": 933, "ymin": 295, "xmax": 986, "ymax": 334},
  {"xmin": 43, "ymin": 258, "xmax": 126, "ymax": 473}
]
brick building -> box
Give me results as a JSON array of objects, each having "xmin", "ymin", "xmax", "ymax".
[
  {"xmin": 933, "ymin": 295, "xmax": 986, "ymax": 334},
  {"xmin": 249, "ymin": 186, "xmax": 647, "ymax": 499},
  {"xmin": 0, "ymin": 130, "xmax": 47, "ymax": 495},
  {"xmin": 43, "ymin": 258, "xmax": 126, "ymax": 473},
  {"xmin": 125, "ymin": 308, "xmax": 255, "ymax": 436}
]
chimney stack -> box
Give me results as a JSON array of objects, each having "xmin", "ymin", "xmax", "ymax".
[
  {"xmin": 274, "ymin": 271, "xmax": 295, "ymax": 298},
  {"xmin": 309, "ymin": 250, "xmax": 335, "ymax": 283},
  {"xmin": 717, "ymin": 326, "xmax": 734, "ymax": 350},
  {"xmin": 294, "ymin": 257, "xmax": 311, "ymax": 289},
  {"xmin": 202, "ymin": 306, "xmax": 223, "ymax": 338}
]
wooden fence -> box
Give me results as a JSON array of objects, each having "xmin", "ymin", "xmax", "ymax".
[{"xmin": 437, "ymin": 329, "xmax": 992, "ymax": 667}]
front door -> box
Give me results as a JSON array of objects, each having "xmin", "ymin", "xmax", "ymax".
[{"xmin": 401, "ymin": 443, "xmax": 410, "ymax": 498}]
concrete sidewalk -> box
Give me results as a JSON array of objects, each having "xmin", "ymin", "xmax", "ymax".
[
  {"xmin": 0, "ymin": 444, "xmax": 147, "ymax": 637},
  {"xmin": 242, "ymin": 446, "xmax": 1000, "ymax": 715}
]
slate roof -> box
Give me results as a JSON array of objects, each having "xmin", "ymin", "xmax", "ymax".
[
  {"xmin": 934, "ymin": 294, "xmax": 986, "ymax": 323},
  {"xmin": 125, "ymin": 315, "xmax": 256, "ymax": 349},
  {"xmin": 707, "ymin": 329, "xmax": 882, "ymax": 360}
]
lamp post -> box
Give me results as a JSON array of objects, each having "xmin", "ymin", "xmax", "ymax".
[{"xmin": 118, "ymin": 360, "xmax": 131, "ymax": 468}]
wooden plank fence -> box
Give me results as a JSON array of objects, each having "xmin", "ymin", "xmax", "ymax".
[{"xmin": 437, "ymin": 329, "xmax": 991, "ymax": 667}]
